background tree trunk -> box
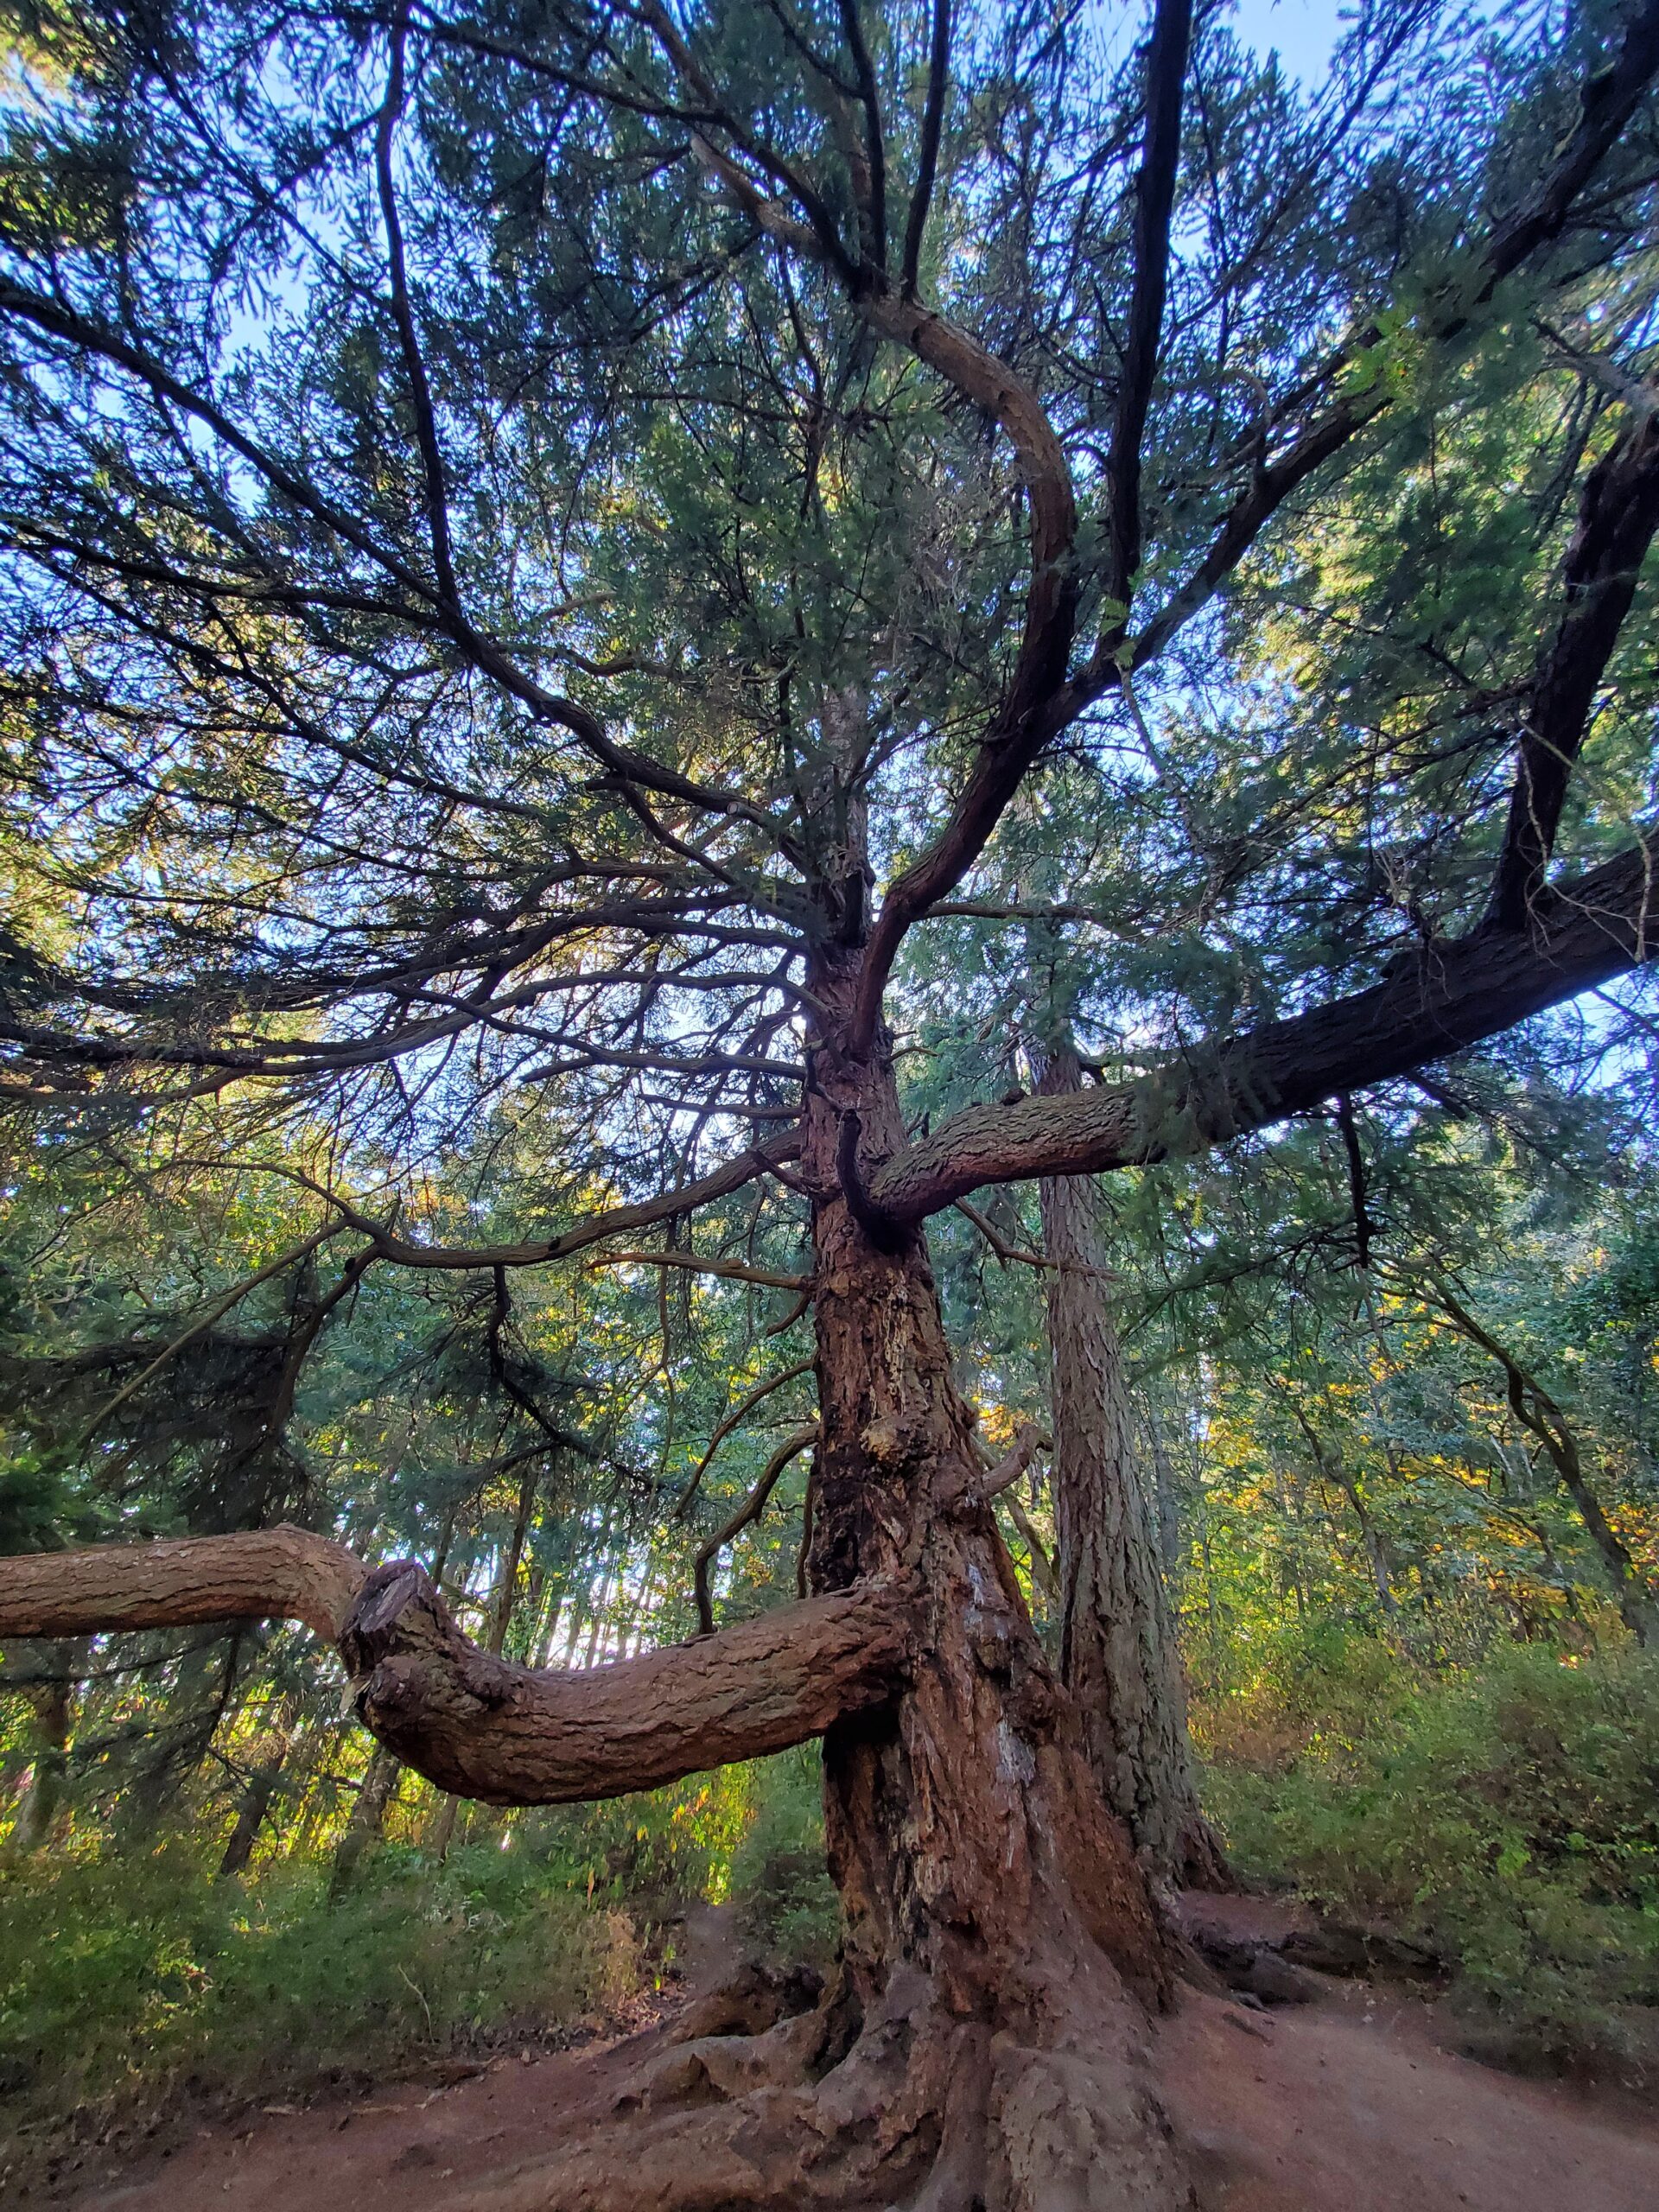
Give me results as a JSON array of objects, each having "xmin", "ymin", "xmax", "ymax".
[
  {"xmin": 1037, "ymin": 1046, "xmax": 1226, "ymax": 1890},
  {"xmin": 330, "ymin": 1742, "xmax": 403, "ymax": 1895},
  {"xmin": 13, "ymin": 1638, "xmax": 82, "ymax": 1852},
  {"xmin": 219, "ymin": 1746, "xmax": 286, "ymax": 1878}
]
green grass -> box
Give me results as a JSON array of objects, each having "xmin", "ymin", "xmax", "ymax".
[{"xmin": 1198, "ymin": 1635, "xmax": 1659, "ymax": 2075}]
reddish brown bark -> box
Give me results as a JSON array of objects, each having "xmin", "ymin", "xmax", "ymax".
[
  {"xmin": 783, "ymin": 944, "xmax": 1187, "ymax": 2207},
  {"xmin": 0, "ymin": 1538, "xmax": 915, "ymax": 1809}
]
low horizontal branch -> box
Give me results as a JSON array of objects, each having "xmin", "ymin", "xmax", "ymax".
[
  {"xmin": 0, "ymin": 1528, "xmax": 913, "ymax": 1807},
  {"xmin": 0, "ymin": 1527, "xmax": 366, "ymax": 1644}
]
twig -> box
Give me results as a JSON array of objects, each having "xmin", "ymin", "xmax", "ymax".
[
  {"xmin": 588, "ymin": 1249, "xmax": 811, "ymax": 1291},
  {"xmin": 694, "ymin": 1425, "xmax": 818, "ymax": 1635},
  {"xmin": 674, "ymin": 1357, "xmax": 817, "ymax": 1516}
]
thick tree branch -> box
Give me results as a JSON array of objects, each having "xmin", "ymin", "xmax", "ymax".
[
  {"xmin": 837, "ymin": 0, "xmax": 887, "ymax": 269},
  {"xmin": 1484, "ymin": 404, "xmax": 1659, "ymax": 930},
  {"xmin": 0, "ymin": 1533, "xmax": 916, "ymax": 1805},
  {"xmin": 1105, "ymin": 0, "xmax": 1194, "ymax": 620},
  {"xmin": 0, "ymin": 1528, "xmax": 366, "ymax": 1644},
  {"xmin": 849, "ymin": 289, "xmax": 1079, "ymax": 1049},
  {"xmin": 870, "ymin": 841, "xmax": 1656, "ymax": 1220}
]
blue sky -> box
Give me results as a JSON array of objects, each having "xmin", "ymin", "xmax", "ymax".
[{"xmin": 1227, "ymin": 0, "xmax": 1344, "ymax": 81}]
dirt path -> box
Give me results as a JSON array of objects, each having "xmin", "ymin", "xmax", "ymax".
[
  {"xmin": 46, "ymin": 1906, "xmax": 1659, "ymax": 2212},
  {"xmin": 1162, "ymin": 1982, "xmax": 1659, "ymax": 2211}
]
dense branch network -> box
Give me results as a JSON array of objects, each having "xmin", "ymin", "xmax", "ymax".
[{"xmin": 0, "ymin": 0, "xmax": 1656, "ymax": 1847}]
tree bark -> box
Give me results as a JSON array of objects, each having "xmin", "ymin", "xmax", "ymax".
[
  {"xmin": 0, "ymin": 1013, "xmax": 1192, "ymax": 2204},
  {"xmin": 1036, "ymin": 1048, "xmax": 1225, "ymax": 1890},
  {"xmin": 795, "ymin": 945, "xmax": 1185, "ymax": 2208},
  {"xmin": 871, "ymin": 840, "xmax": 1657, "ymax": 1223},
  {"xmin": 331, "ymin": 1741, "xmax": 403, "ymax": 1894},
  {"xmin": 219, "ymin": 1745, "xmax": 286, "ymax": 1878},
  {"xmin": 11, "ymin": 1637, "xmax": 82, "ymax": 1852}
]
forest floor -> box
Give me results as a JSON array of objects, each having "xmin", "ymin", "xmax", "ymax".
[{"xmin": 38, "ymin": 1899, "xmax": 1659, "ymax": 2212}]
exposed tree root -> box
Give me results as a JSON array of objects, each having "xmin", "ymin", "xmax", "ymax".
[{"xmin": 430, "ymin": 1955, "xmax": 1192, "ymax": 2212}]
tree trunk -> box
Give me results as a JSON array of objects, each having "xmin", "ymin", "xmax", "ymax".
[
  {"xmin": 792, "ymin": 949, "xmax": 1185, "ymax": 2209},
  {"xmin": 1432, "ymin": 1284, "xmax": 1659, "ymax": 1650},
  {"xmin": 0, "ymin": 989, "xmax": 1193, "ymax": 2203},
  {"xmin": 13, "ymin": 1638, "xmax": 81, "ymax": 1852},
  {"xmin": 219, "ymin": 1746, "xmax": 286, "ymax": 1878},
  {"xmin": 330, "ymin": 1741, "xmax": 403, "ymax": 1895},
  {"xmin": 1035, "ymin": 1046, "xmax": 1225, "ymax": 1891}
]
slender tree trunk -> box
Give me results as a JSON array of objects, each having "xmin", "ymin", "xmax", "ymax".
[
  {"xmin": 425, "ymin": 1789, "xmax": 464, "ymax": 1860},
  {"xmin": 14, "ymin": 1638, "xmax": 81, "ymax": 1852},
  {"xmin": 219, "ymin": 1745, "xmax": 286, "ymax": 1877},
  {"xmin": 1034, "ymin": 1046, "xmax": 1225, "ymax": 1891},
  {"xmin": 330, "ymin": 1741, "xmax": 403, "ymax": 1894},
  {"xmin": 1433, "ymin": 1284, "xmax": 1659, "ymax": 1649}
]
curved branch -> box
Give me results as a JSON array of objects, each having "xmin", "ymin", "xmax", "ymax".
[
  {"xmin": 675, "ymin": 1355, "xmax": 817, "ymax": 1515},
  {"xmin": 871, "ymin": 840, "xmax": 1657, "ymax": 1220},
  {"xmin": 346, "ymin": 1565, "xmax": 912, "ymax": 1803},
  {"xmin": 693, "ymin": 1422, "xmax": 818, "ymax": 1634},
  {"xmin": 1484, "ymin": 404, "xmax": 1659, "ymax": 930},
  {"xmin": 0, "ymin": 1533, "xmax": 915, "ymax": 1806},
  {"xmin": 296, "ymin": 1127, "xmax": 802, "ymax": 1272}
]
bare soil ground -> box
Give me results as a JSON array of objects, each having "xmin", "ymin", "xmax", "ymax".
[{"xmin": 38, "ymin": 1902, "xmax": 1659, "ymax": 2212}]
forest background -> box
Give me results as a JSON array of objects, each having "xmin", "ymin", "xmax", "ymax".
[{"xmin": 0, "ymin": 0, "xmax": 1656, "ymax": 2195}]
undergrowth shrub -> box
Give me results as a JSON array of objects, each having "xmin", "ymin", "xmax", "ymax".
[
  {"xmin": 0, "ymin": 1745, "xmax": 841, "ymax": 2181},
  {"xmin": 1198, "ymin": 1633, "xmax": 1659, "ymax": 2075},
  {"xmin": 727, "ymin": 1744, "xmax": 840, "ymax": 1963},
  {"xmin": 0, "ymin": 1840, "xmax": 614, "ymax": 2138}
]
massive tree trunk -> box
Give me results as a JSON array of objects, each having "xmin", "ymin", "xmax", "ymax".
[
  {"xmin": 1036, "ymin": 1047, "xmax": 1224, "ymax": 1891},
  {"xmin": 771, "ymin": 950, "xmax": 1184, "ymax": 2209}
]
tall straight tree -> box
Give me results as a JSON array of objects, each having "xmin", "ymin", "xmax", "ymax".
[
  {"xmin": 2, "ymin": 0, "xmax": 1658, "ymax": 2202},
  {"xmin": 1037, "ymin": 1042, "xmax": 1224, "ymax": 1887}
]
